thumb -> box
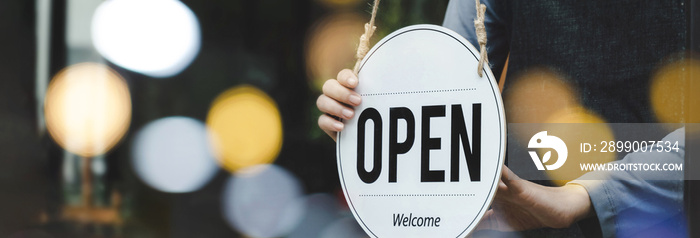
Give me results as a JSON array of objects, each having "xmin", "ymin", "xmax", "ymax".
[
  {"xmin": 500, "ymin": 166, "xmax": 519, "ymax": 184},
  {"xmin": 500, "ymin": 165, "xmax": 525, "ymax": 194}
]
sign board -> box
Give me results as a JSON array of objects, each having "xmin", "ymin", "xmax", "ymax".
[{"xmin": 337, "ymin": 25, "xmax": 506, "ymax": 237}]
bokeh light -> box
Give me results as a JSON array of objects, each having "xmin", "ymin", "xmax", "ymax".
[
  {"xmin": 92, "ymin": 0, "xmax": 200, "ymax": 78},
  {"xmin": 287, "ymin": 193, "xmax": 341, "ymax": 238},
  {"xmin": 542, "ymin": 107, "xmax": 615, "ymax": 186},
  {"xmin": 222, "ymin": 164, "xmax": 306, "ymax": 238},
  {"xmin": 305, "ymin": 13, "xmax": 365, "ymax": 91},
  {"xmin": 44, "ymin": 63, "xmax": 131, "ymax": 157},
  {"xmin": 319, "ymin": 216, "xmax": 368, "ymax": 238},
  {"xmin": 504, "ymin": 67, "xmax": 580, "ymax": 142},
  {"xmin": 650, "ymin": 57, "xmax": 700, "ymax": 134},
  {"xmin": 131, "ymin": 116, "xmax": 218, "ymax": 193},
  {"xmin": 504, "ymin": 68, "xmax": 579, "ymax": 124},
  {"xmin": 503, "ymin": 67, "xmax": 616, "ymax": 185},
  {"xmin": 206, "ymin": 85, "xmax": 283, "ymax": 172},
  {"xmin": 315, "ymin": 0, "xmax": 362, "ymax": 9}
]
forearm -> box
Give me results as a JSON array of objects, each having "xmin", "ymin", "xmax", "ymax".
[
  {"xmin": 560, "ymin": 184, "xmax": 593, "ymax": 225},
  {"xmin": 530, "ymin": 183, "xmax": 593, "ymax": 229}
]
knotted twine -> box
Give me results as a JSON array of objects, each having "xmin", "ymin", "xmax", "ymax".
[
  {"xmin": 353, "ymin": 0, "xmax": 380, "ymax": 74},
  {"xmin": 474, "ymin": 0, "xmax": 489, "ymax": 77},
  {"xmin": 352, "ymin": 0, "xmax": 488, "ymax": 77}
]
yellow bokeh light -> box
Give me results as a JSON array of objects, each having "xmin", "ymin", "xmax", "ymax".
[
  {"xmin": 44, "ymin": 63, "xmax": 132, "ymax": 157},
  {"xmin": 542, "ymin": 107, "xmax": 615, "ymax": 186},
  {"xmin": 650, "ymin": 57, "xmax": 700, "ymax": 134},
  {"xmin": 504, "ymin": 68, "xmax": 579, "ymax": 123},
  {"xmin": 503, "ymin": 67, "xmax": 617, "ymax": 185},
  {"xmin": 545, "ymin": 106, "xmax": 607, "ymax": 124},
  {"xmin": 315, "ymin": 0, "xmax": 362, "ymax": 8},
  {"xmin": 207, "ymin": 86, "xmax": 283, "ymax": 172},
  {"xmin": 504, "ymin": 67, "xmax": 580, "ymax": 143},
  {"xmin": 305, "ymin": 13, "xmax": 365, "ymax": 91}
]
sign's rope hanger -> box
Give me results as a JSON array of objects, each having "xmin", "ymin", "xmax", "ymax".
[
  {"xmin": 474, "ymin": 0, "xmax": 489, "ymax": 77},
  {"xmin": 352, "ymin": 0, "xmax": 490, "ymax": 77},
  {"xmin": 353, "ymin": 0, "xmax": 380, "ymax": 74}
]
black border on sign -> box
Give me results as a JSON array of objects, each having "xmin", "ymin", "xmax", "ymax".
[{"xmin": 336, "ymin": 26, "xmax": 504, "ymax": 238}]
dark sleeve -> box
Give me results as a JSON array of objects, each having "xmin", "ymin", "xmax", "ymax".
[{"xmin": 442, "ymin": 0, "xmax": 511, "ymax": 80}]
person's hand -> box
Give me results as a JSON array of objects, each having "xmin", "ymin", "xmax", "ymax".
[
  {"xmin": 317, "ymin": 69, "xmax": 362, "ymax": 141},
  {"xmin": 475, "ymin": 166, "xmax": 593, "ymax": 232}
]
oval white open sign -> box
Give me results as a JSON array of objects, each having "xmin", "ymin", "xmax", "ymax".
[{"xmin": 337, "ymin": 25, "xmax": 506, "ymax": 237}]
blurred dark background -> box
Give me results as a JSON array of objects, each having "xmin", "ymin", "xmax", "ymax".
[
  {"xmin": 0, "ymin": 0, "xmax": 449, "ymax": 237},
  {"xmin": 1, "ymin": 0, "xmax": 699, "ymax": 238}
]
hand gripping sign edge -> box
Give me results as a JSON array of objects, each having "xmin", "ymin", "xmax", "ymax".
[{"xmin": 336, "ymin": 24, "xmax": 506, "ymax": 238}]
